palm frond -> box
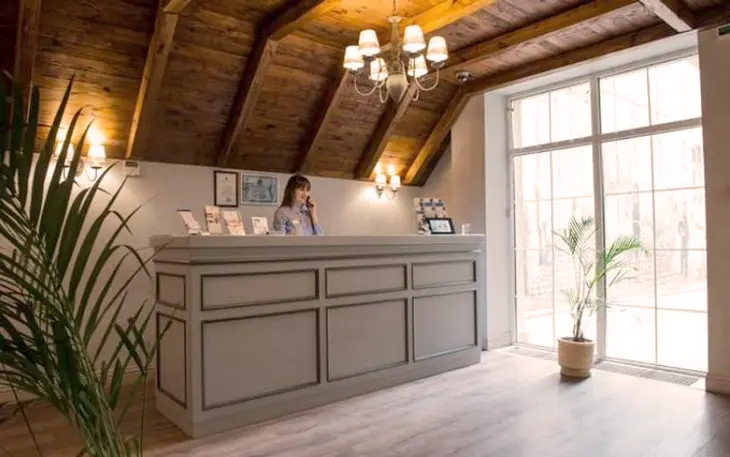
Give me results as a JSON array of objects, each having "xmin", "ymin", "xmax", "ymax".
[{"xmin": 0, "ymin": 75, "xmax": 165, "ymax": 456}]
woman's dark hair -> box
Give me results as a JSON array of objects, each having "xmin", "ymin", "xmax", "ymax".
[{"xmin": 281, "ymin": 174, "xmax": 311, "ymax": 208}]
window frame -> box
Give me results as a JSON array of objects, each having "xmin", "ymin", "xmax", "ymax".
[{"xmin": 506, "ymin": 47, "xmax": 704, "ymax": 372}]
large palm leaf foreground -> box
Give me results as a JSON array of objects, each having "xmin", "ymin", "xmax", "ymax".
[
  {"xmin": 0, "ymin": 76, "xmax": 167, "ymax": 456},
  {"xmin": 554, "ymin": 215, "xmax": 646, "ymax": 342}
]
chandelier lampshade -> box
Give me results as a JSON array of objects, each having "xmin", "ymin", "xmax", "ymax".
[
  {"xmin": 344, "ymin": 45, "xmax": 365, "ymax": 71},
  {"xmin": 369, "ymin": 58, "xmax": 389, "ymax": 81},
  {"xmin": 342, "ymin": 0, "xmax": 448, "ymax": 104},
  {"xmin": 358, "ymin": 29, "xmax": 381, "ymax": 57},
  {"xmin": 407, "ymin": 55, "xmax": 428, "ymax": 78},
  {"xmin": 426, "ymin": 36, "xmax": 448, "ymax": 63},
  {"xmin": 402, "ymin": 25, "xmax": 426, "ymax": 54}
]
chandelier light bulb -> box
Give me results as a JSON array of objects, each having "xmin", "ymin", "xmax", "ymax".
[
  {"xmin": 402, "ymin": 25, "xmax": 426, "ymax": 54},
  {"xmin": 343, "ymin": 45, "xmax": 364, "ymax": 71},
  {"xmin": 369, "ymin": 58, "xmax": 389, "ymax": 82},
  {"xmin": 408, "ymin": 55, "xmax": 429, "ymax": 78},
  {"xmin": 426, "ymin": 36, "xmax": 448, "ymax": 63},
  {"xmin": 358, "ymin": 29, "xmax": 381, "ymax": 57}
]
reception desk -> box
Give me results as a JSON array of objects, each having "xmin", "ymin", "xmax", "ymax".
[{"xmin": 150, "ymin": 234, "xmax": 485, "ymax": 438}]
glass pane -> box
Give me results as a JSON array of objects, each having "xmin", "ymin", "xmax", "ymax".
[
  {"xmin": 514, "ymin": 201, "xmax": 552, "ymax": 250},
  {"xmin": 607, "ymin": 305, "xmax": 656, "ymax": 364},
  {"xmin": 653, "ymin": 189, "xmax": 706, "ymax": 250},
  {"xmin": 656, "ymin": 250, "xmax": 707, "ymax": 311},
  {"xmin": 514, "ymin": 249, "xmax": 553, "ymax": 298},
  {"xmin": 550, "ymin": 82, "xmax": 591, "ymax": 143},
  {"xmin": 649, "ymin": 55, "xmax": 701, "ymax": 125},
  {"xmin": 553, "ymin": 197, "xmax": 595, "ymax": 231},
  {"xmin": 513, "ymin": 153, "xmax": 551, "ymax": 201},
  {"xmin": 652, "ymin": 128, "xmax": 704, "ymax": 190},
  {"xmin": 511, "ymin": 92, "xmax": 550, "ymax": 149},
  {"xmin": 551, "ymin": 146, "xmax": 594, "ymax": 199},
  {"xmin": 604, "ymin": 193, "xmax": 655, "ymax": 250},
  {"xmin": 602, "ymin": 136, "xmax": 652, "ymax": 194},
  {"xmin": 657, "ymin": 310, "xmax": 707, "ymax": 371},
  {"xmin": 600, "ymin": 68, "xmax": 650, "ymax": 134},
  {"xmin": 515, "ymin": 297, "xmax": 554, "ymax": 347}
]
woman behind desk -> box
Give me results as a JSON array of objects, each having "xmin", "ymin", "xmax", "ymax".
[{"xmin": 273, "ymin": 175, "xmax": 323, "ymax": 235}]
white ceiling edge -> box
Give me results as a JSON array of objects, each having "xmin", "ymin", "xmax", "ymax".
[{"xmin": 488, "ymin": 31, "xmax": 698, "ymax": 97}]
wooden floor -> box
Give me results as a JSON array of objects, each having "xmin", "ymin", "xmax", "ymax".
[{"xmin": 2, "ymin": 349, "xmax": 730, "ymax": 457}]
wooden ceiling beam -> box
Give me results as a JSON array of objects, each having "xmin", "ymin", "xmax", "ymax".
[
  {"xmin": 464, "ymin": 22, "xmax": 677, "ymax": 96},
  {"xmin": 217, "ymin": 0, "xmax": 338, "ymax": 167},
  {"xmin": 13, "ymin": 0, "xmax": 42, "ymax": 115},
  {"xmin": 264, "ymin": 0, "xmax": 340, "ymax": 41},
  {"xmin": 355, "ymin": 83, "xmax": 419, "ymax": 180},
  {"xmin": 126, "ymin": 0, "xmax": 193, "ymax": 159},
  {"xmin": 296, "ymin": 69, "xmax": 349, "ymax": 173},
  {"xmin": 404, "ymin": 89, "xmax": 469, "ymax": 186},
  {"xmin": 638, "ymin": 0, "xmax": 694, "ymax": 32},
  {"xmin": 443, "ymin": 0, "xmax": 635, "ymax": 78},
  {"xmin": 163, "ymin": 0, "xmax": 193, "ymax": 14}
]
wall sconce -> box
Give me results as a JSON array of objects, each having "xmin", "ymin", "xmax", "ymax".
[
  {"xmin": 53, "ymin": 128, "xmax": 107, "ymax": 182},
  {"xmin": 374, "ymin": 171, "xmax": 401, "ymax": 200},
  {"xmin": 86, "ymin": 144, "xmax": 106, "ymax": 181}
]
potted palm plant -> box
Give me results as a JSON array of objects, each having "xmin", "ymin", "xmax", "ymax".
[
  {"xmin": 554, "ymin": 215, "xmax": 645, "ymax": 378},
  {"xmin": 0, "ymin": 75, "xmax": 166, "ymax": 455}
]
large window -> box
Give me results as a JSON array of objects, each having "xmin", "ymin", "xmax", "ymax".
[{"xmin": 510, "ymin": 53, "xmax": 706, "ymax": 372}]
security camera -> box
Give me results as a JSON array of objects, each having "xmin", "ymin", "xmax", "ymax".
[{"xmin": 455, "ymin": 71, "xmax": 471, "ymax": 84}]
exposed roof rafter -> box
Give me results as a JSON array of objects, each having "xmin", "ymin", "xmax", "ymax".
[
  {"xmin": 217, "ymin": 0, "xmax": 339, "ymax": 167},
  {"xmin": 13, "ymin": 0, "xmax": 42, "ymax": 115},
  {"xmin": 638, "ymin": 0, "xmax": 694, "ymax": 32},
  {"xmin": 355, "ymin": 83, "xmax": 419, "ymax": 180},
  {"xmin": 126, "ymin": 0, "xmax": 191, "ymax": 159}
]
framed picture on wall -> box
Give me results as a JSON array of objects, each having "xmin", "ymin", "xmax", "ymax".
[
  {"xmin": 241, "ymin": 173, "xmax": 278, "ymax": 206},
  {"xmin": 213, "ymin": 170, "xmax": 239, "ymax": 208}
]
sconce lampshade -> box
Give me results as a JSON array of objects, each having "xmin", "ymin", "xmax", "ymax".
[
  {"xmin": 402, "ymin": 25, "xmax": 426, "ymax": 54},
  {"xmin": 369, "ymin": 58, "xmax": 389, "ymax": 82},
  {"xmin": 343, "ymin": 45, "xmax": 365, "ymax": 71},
  {"xmin": 407, "ymin": 55, "xmax": 429, "ymax": 78},
  {"xmin": 88, "ymin": 144, "xmax": 106, "ymax": 167},
  {"xmin": 389, "ymin": 175, "xmax": 401, "ymax": 189},
  {"xmin": 358, "ymin": 29, "xmax": 381, "ymax": 57},
  {"xmin": 426, "ymin": 36, "xmax": 448, "ymax": 63},
  {"xmin": 375, "ymin": 173, "xmax": 387, "ymax": 186}
]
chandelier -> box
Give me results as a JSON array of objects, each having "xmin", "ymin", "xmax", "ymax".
[{"xmin": 342, "ymin": 0, "xmax": 449, "ymax": 104}]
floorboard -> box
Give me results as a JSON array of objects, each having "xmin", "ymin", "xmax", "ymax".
[{"xmin": 1, "ymin": 349, "xmax": 729, "ymax": 457}]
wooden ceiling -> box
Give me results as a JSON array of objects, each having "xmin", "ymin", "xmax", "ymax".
[{"xmin": 4, "ymin": 0, "xmax": 729, "ymax": 185}]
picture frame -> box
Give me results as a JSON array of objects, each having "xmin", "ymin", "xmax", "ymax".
[
  {"xmin": 213, "ymin": 170, "xmax": 239, "ymax": 208},
  {"xmin": 425, "ymin": 217, "xmax": 455, "ymax": 235},
  {"xmin": 241, "ymin": 173, "xmax": 278, "ymax": 206}
]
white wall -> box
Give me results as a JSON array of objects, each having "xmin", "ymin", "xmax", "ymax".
[
  {"xmin": 698, "ymin": 25, "xmax": 730, "ymax": 394},
  {"xmin": 116, "ymin": 161, "xmax": 419, "ymax": 239}
]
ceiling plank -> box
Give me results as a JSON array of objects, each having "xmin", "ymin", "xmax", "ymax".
[
  {"xmin": 264, "ymin": 0, "xmax": 340, "ymax": 41},
  {"xmin": 13, "ymin": 0, "xmax": 42, "ymax": 114},
  {"xmin": 125, "ymin": 1, "xmax": 185, "ymax": 159},
  {"xmin": 355, "ymin": 83, "xmax": 419, "ymax": 180},
  {"xmin": 405, "ymin": 88, "xmax": 469, "ymax": 185},
  {"xmin": 464, "ymin": 22, "xmax": 677, "ymax": 95},
  {"xmin": 296, "ymin": 70, "xmax": 349, "ymax": 173},
  {"xmin": 443, "ymin": 0, "xmax": 635, "ymax": 78},
  {"xmin": 163, "ymin": 0, "xmax": 193, "ymax": 14},
  {"xmin": 637, "ymin": 0, "xmax": 694, "ymax": 32}
]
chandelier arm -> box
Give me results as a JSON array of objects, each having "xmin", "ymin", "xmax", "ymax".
[
  {"xmin": 413, "ymin": 67, "xmax": 440, "ymax": 92},
  {"xmin": 352, "ymin": 72, "xmax": 379, "ymax": 97}
]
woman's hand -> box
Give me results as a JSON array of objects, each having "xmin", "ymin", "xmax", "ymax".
[{"xmin": 308, "ymin": 197, "xmax": 319, "ymax": 223}]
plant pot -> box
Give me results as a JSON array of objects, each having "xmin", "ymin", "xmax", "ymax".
[{"xmin": 557, "ymin": 337, "xmax": 595, "ymax": 378}]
